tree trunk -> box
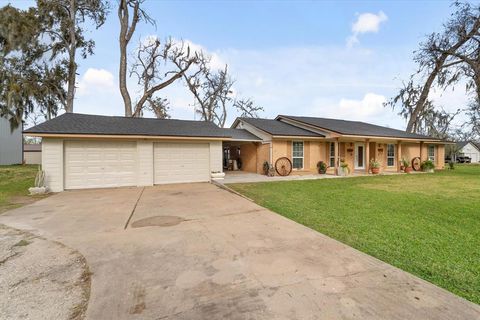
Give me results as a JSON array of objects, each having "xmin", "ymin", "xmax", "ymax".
[
  {"xmin": 65, "ymin": 0, "xmax": 77, "ymax": 113},
  {"xmin": 406, "ymin": 56, "xmax": 447, "ymax": 132},
  {"xmin": 406, "ymin": 18, "xmax": 480, "ymax": 132},
  {"xmin": 118, "ymin": 0, "xmax": 133, "ymax": 117}
]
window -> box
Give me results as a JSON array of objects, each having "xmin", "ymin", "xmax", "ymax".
[
  {"xmin": 329, "ymin": 142, "xmax": 335, "ymax": 167},
  {"xmin": 428, "ymin": 145, "xmax": 435, "ymax": 161},
  {"xmin": 292, "ymin": 141, "xmax": 304, "ymax": 169},
  {"xmin": 387, "ymin": 144, "xmax": 395, "ymax": 167}
]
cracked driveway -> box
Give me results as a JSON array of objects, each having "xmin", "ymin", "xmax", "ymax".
[{"xmin": 1, "ymin": 183, "xmax": 479, "ymax": 319}]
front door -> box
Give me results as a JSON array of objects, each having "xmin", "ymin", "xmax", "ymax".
[{"xmin": 355, "ymin": 143, "xmax": 365, "ymax": 170}]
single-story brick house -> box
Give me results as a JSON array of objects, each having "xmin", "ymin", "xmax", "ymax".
[
  {"xmin": 25, "ymin": 113, "xmax": 446, "ymax": 192},
  {"xmin": 230, "ymin": 115, "xmax": 446, "ymax": 176}
]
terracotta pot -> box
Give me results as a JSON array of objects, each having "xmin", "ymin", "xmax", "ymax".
[
  {"xmin": 405, "ymin": 167, "xmax": 413, "ymax": 174},
  {"xmin": 371, "ymin": 167, "xmax": 380, "ymax": 174}
]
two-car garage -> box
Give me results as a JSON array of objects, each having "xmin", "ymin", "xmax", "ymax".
[
  {"xmin": 24, "ymin": 113, "xmax": 259, "ymax": 192},
  {"xmin": 63, "ymin": 140, "xmax": 212, "ymax": 190}
]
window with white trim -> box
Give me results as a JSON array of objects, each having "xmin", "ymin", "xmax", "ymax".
[
  {"xmin": 329, "ymin": 142, "xmax": 335, "ymax": 167},
  {"xmin": 292, "ymin": 141, "xmax": 304, "ymax": 169},
  {"xmin": 387, "ymin": 144, "xmax": 395, "ymax": 167},
  {"xmin": 428, "ymin": 145, "xmax": 435, "ymax": 161}
]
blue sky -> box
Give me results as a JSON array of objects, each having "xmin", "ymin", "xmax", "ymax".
[{"xmin": 3, "ymin": 0, "xmax": 468, "ymax": 129}]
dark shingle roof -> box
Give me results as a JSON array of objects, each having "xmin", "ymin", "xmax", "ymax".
[
  {"xmin": 24, "ymin": 113, "xmax": 244, "ymax": 139},
  {"xmin": 237, "ymin": 118, "xmax": 323, "ymax": 137},
  {"xmin": 279, "ymin": 115, "xmax": 439, "ymax": 140},
  {"xmin": 221, "ymin": 128, "xmax": 262, "ymax": 141},
  {"xmin": 456, "ymin": 141, "xmax": 469, "ymax": 149},
  {"xmin": 457, "ymin": 141, "xmax": 480, "ymax": 151}
]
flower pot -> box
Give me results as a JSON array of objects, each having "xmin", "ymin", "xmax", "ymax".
[
  {"xmin": 318, "ymin": 169, "xmax": 327, "ymax": 174},
  {"xmin": 423, "ymin": 168, "xmax": 434, "ymax": 173},
  {"xmin": 28, "ymin": 187, "xmax": 48, "ymax": 195},
  {"xmin": 371, "ymin": 167, "xmax": 380, "ymax": 174},
  {"xmin": 339, "ymin": 167, "xmax": 349, "ymax": 176},
  {"xmin": 404, "ymin": 167, "xmax": 413, "ymax": 174},
  {"xmin": 211, "ymin": 172, "xmax": 225, "ymax": 180}
]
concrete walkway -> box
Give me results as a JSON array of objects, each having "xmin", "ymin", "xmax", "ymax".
[
  {"xmin": 0, "ymin": 183, "xmax": 478, "ymax": 319},
  {"xmin": 221, "ymin": 171, "xmax": 341, "ymax": 184},
  {"xmin": 221, "ymin": 170, "xmax": 404, "ymax": 184}
]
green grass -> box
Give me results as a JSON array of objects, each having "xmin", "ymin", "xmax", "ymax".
[
  {"xmin": 229, "ymin": 164, "xmax": 480, "ymax": 305},
  {"xmin": 0, "ymin": 165, "xmax": 40, "ymax": 213}
]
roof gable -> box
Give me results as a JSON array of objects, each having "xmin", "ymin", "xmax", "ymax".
[
  {"xmin": 235, "ymin": 118, "xmax": 323, "ymax": 137},
  {"xmin": 457, "ymin": 141, "xmax": 480, "ymax": 151},
  {"xmin": 278, "ymin": 115, "xmax": 440, "ymax": 140}
]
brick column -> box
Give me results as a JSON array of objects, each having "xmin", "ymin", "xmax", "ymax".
[
  {"xmin": 397, "ymin": 141, "xmax": 402, "ymax": 172},
  {"xmin": 365, "ymin": 139, "xmax": 370, "ymax": 173},
  {"xmin": 334, "ymin": 139, "xmax": 339, "ymax": 175},
  {"xmin": 420, "ymin": 141, "xmax": 424, "ymax": 161}
]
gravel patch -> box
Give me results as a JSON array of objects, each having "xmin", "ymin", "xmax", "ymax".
[{"xmin": 0, "ymin": 224, "xmax": 90, "ymax": 320}]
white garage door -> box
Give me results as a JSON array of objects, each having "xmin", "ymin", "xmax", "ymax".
[
  {"xmin": 154, "ymin": 142, "xmax": 210, "ymax": 184},
  {"xmin": 465, "ymin": 153, "xmax": 479, "ymax": 163},
  {"xmin": 64, "ymin": 141, "xmax": 137, "ymax": 189}
]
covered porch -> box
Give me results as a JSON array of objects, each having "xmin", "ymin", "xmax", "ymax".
[
  {"xmin": 221, "ymin": 128, "xmax": 264, "ymax": 174},
  {"xmin": 327, "ymin": 138, "xmax": 444, "ymax": 175}
]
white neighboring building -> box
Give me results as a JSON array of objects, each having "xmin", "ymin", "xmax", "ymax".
[
  {"xmin": 457, "ymin": 141, "xmax": 480, "ymax": 163},
  {"xmin": 0, "ymin": 117, "xmax": 22, "ymax": 165}
]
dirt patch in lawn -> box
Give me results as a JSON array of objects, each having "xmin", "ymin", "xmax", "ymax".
[
  {"xmin": 0, "ymin": 194, "xmax": 50, "ymax": 215},
  {"xmin": 0, "ymin": 224, "xmax": 91, "ymax": 320}
]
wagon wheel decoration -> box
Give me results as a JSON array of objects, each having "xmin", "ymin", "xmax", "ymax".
[
  {"xmin": 275, "ymin": 157, "xmax": 293, "ymax": 176},
  {"xmin": 411, "ymin": 157, "xmax": 421, "ymax": 171}
]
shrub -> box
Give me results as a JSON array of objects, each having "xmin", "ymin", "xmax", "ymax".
[
  {"xmin": 421, "ymin": 159, "xmax": 435, "ymax": 171},
  {"xmin": 448, "ymin": 161, "xmax": 455, "ymax": 170}
]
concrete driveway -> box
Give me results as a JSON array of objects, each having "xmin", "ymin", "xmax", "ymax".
[{"xmin": 1, "ymin": 183, "xmax": 478, "ymax": 319}]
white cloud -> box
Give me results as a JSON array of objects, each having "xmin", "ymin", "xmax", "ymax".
[
  {"xmin": 77, "ymin": 68, "xmax": 115, "ymax": 96},
  {"xmin": 347, "ymin": 11, "xmax": 388, "ymax": 47},
  {"xmin": 181, "ymin": 39, "xmax": 226, "ymax": 70},
  {"xmin": 337, "ymin": 93, "xmax": 386, "ymax": 118}
]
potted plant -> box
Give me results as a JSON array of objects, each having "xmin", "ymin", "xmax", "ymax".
[
  {"xmin": 421, "ymin": 159, "xmax": 435, "ymax": 173},
  {"xmin": 369, "ymin": 159, "xmax": 381, "ymax": 174},
  {"xmin": 263, "ymin": 161, "xmax": 270, "ymax": 176},
  {"xmin": 316, "ymin": 161, "xmax": 327, "ymax": 174},
  {"xmin": 263, "ymin": 161, "xmax": 275, "ymax": 176},
  {"xmin": 28, "ymin": 166, "xmax": 48, "ymax": 195},
  {"xmin": 339, "ymin": 159, "xmax": 349, "ymax": 176},
  {"xmin": 401, "ymin": 158, "xmax": 412, "ymax": 173}
]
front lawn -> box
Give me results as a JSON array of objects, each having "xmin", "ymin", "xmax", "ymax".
[
  {"xmin": 0, "ymin": 165, "xmax": 42, "ymax": 213},
  {"xmin": 229, "ymin": 165, "xmax": 480, "ymax": 305}
]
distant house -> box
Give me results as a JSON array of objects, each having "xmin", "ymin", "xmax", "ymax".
[
  {"xmin": 24, "ymin": 144, "xmax": 42, "ymax": 165},
  {"xmin": 0, "ymin": 117, "xmax": 22, "ymax": 165},
  {"xmin": 457, "ymin": 141, "xmax": 480, "ymax": 163}
]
